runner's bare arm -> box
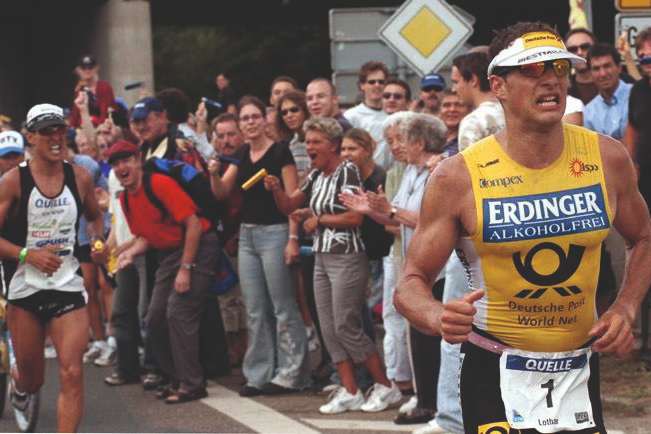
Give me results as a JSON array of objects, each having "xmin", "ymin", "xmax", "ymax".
[
  {"xmin": 590, "ymin": 135, "xmax": 651, "ymax": 357},
  {"xmin": 394, "ymin": 157, "xmax": 472, "ymax": 336},
  {"xmin": 0, "ymin": 170, "xmax": 22, "ymax": 260}
]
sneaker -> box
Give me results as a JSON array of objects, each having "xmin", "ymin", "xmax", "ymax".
[
  {"xmin": 399, "ymin": 396, "xmax": 418, "ymax": 415},
  {"xmin": 44, "ymin": 345, "xmax": 57, "ymax": 359},
  {"xmin": 10, "ymin": 381, "xmax": 31, "ymax": 412},
  {"xmin": 360, "ymin": 382, "xmax": 402, "ymax": 412},
  {"xmin": 94, "ymin": 344, "xmax": 116, "ymax": 367},
  {"xmin": 318, "ymin": 387, "xmax": 365, "ymax": 414},
  {"xmin": 413, "ymin": 420, "xmax": 447, "ymax": 434},
  {"xmin": 142, "ymin": 373, "xmax": 163, "ymax": 391},
  {"xmin": 104, "ymin": 373, "xmax": 139, "ymax": 386},
  {"xmin": 83, "ymin": 341, "xmax": 106, "ymax": 363}
]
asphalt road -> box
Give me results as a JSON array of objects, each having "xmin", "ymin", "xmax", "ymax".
[
  {"xmin": 0, "ymin": 360, "xmax": 417, "ymax": 433},
  {"xmin": 0, "ymin": 358, "xmax": 645, "ymax": 433}
]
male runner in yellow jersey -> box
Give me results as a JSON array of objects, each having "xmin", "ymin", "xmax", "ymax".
[{"xmin": 394, "ymin": 22, "xmax": 651, "ymax": 434}]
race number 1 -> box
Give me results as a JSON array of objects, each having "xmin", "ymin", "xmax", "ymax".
[{"xmin": 499, "ymin": 348, "xmax": 595, "ymax": 433}]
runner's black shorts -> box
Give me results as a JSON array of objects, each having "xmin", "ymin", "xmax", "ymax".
[
  {"xmin": 8, "ymin": 290, "xmax": 86, "ymax": 322},
  {"xmin": 459, "ymin": 329, "xmax": 605, "ymax": 434},
  {"xmin": 77, "ymin": 244, "xmax": 92, "ymax": 264}
]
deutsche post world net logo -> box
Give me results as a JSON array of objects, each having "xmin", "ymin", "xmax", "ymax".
[{"xmin": 483, "ymin": 184, "xmax": 610, "ymax": 243}]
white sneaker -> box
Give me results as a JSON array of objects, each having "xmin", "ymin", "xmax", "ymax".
[
  {"xmin": 399, "ymin": 396, "xmax": 418, "ymax": 414},
  {"xmin": 319, "ymin": 387, "xmax": 365, "ymax": 414},
  {"xmin": 360, "ymin": 382, "xmax": 402, "ymax": 412},
  {"xmin": 413, "ymin": 420, "xmax": 447, "ymax": 434},
  {"xmin": 83, "ymin": 341, "xmax": 107, "ymax": 363},
  {"xmin": 94, "ymin": 341, "xmax": 116, "ymax": 367}
]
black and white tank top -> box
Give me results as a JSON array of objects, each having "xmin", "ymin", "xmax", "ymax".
[{"xmin": 3, "ymin": 161, "xmax": 83, "ymax": 300}]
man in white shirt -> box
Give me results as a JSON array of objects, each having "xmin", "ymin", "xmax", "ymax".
[{"xmin": 344, "ymin": 61, "xmax": 392, "ymax": 169}]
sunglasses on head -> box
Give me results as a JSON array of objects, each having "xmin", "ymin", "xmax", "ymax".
[
  {"xmin": 382, "ymin": 92, "xmax": 405, "ymax": 100},
  {"xmin": 366, "ymin": 79, "xmax": 385, "ymax": 85},
  {"xmin": 280, "ymin": 107, "xmax": 300, "ymax": 116},
  {"xmin": 496, "ymin": 59, "xmax": 571, "ymax": 78},
  {"xmin": 37, "ymin": 125, "xmax": 67, "ymax": 136},
  {"xmin": 567, "ymin": 43, "xmax": 591, "ymax": 54}
]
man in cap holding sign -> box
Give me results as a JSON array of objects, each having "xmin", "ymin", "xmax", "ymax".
[
  {"xmin": 394, "ymin": 22, "xmax": 651, "ymax": 433},
  {"xmin": 0, "ymin": 103, "xmax": 106, "ymax": 432}
]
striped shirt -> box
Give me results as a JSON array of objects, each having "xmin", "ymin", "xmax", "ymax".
[{"xmin": 301, "ymin": 160, "xmax": 364, "ymax": 254}]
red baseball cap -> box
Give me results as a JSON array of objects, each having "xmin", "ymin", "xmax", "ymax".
[{"xmin": 106, "ymin": 140, "xmax": 139, "ymax": 165}]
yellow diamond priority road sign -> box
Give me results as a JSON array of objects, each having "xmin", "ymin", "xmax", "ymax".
[{"xmin": 379, "ymin": 0, "xmax": 473, "ymax": 76}]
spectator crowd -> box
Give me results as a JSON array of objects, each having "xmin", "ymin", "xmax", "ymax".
[{"xmin": 2, "ymin": 22, "xmax": 651, "ymax": 434}]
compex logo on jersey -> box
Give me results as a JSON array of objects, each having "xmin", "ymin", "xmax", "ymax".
[{"xmin": 483, "ymin": 184, "xmax": 609, "ymax": 243}]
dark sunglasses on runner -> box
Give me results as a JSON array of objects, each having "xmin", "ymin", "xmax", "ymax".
[
  {"xmin": 37, "ymin": 126, "xmax": 67, "ymax": 136},
  {"xmin": 496, "ymin": 59, "xmax": 571, "ymax": 78},
  {"xmin": 280, "ymin": 107, "xmax": 300, "ymax": 117},
  {"xmin": 567, "ymin": 42, "xmax": 591, "ymax": 54}
]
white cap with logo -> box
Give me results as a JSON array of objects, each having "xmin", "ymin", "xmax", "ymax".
[
  {"xmin": 487, "ymin": 31, "xmax": 586, "ymax": 77},
  {"xmin": 26, "ymin": 104, "xmax": 67, "ymax": 131}
]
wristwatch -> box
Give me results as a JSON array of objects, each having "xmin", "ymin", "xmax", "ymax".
[{"xmin": 389, "ymin": 206, "xmax": 398, "ymax": 220}]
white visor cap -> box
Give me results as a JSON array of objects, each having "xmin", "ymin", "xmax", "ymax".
[{"xmin": 487, "ymin": 31, "xmax": 586, "ymax": 77}]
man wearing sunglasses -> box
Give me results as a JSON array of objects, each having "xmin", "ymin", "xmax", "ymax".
[
  {"xmin": 344, "ymin": 61, "xmax": 392, "ymax": 169},
  {"xmin": 381, "ymin": 77, "xmax": 411, "ymax": 115},
  {"xmin": 565, "ymin": 28, "xmax": 599, "ymax": 105},
  {"xmin": 395, "ymin": 22, "xmax": 651, "ymax": 434},
  {"xmin": 0, "ymin": 104, "xmax": 106, "ymax": 432},
  {"xmin": 416, "ymin": 73, "xmax": 446, "ymax": 116}
]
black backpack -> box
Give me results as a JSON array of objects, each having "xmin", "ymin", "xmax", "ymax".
[{"xmin": 123, "ymin": 158, "xmax": 228, "ymax": 242}]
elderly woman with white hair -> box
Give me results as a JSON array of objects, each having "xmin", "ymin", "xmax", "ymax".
[
  {"xmin": 340, "ymin": 112, "xmax": 449, "ymax": 425},
  {"xmin": 376, "ymin": 112, "xmax": 414, "ymax": 397}
]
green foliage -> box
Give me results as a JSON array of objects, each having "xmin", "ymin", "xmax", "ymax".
[{"xmin": 153, "ymin": 25, "xmax": 330, "ymax": 107}]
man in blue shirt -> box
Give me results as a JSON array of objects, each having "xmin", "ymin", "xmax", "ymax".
[{"xmin": 584, "ymin": 43, "xmax": 633, "ymax": 140}]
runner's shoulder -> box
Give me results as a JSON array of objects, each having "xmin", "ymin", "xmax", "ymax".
[
  {"xmin": 0, "ymin": 167, "xmax": 21, "ymax": 200},
  {"xmin": 430, "ymin": 154, "xmax": 472, "ymax": 194},
  {"xmin": 597, "ymin": 134, "xmax": 631, "ymax": 171}
]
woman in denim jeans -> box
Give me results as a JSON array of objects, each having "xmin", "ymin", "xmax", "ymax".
[{"xmin": 208, "ymin": 96, "xmax": 310, "ymax": 396}]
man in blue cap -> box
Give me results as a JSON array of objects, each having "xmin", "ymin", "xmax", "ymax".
[
  {"xmin": 0, "ymin": 131, "xmax": 25, "ymax": 175},
  {"xmin": 130, "ymin": 97, "xmax": 176, "ymax": 162},
  {"xmin": 418, "ymin": 73, "xmax": 446, "ymax": 116}
]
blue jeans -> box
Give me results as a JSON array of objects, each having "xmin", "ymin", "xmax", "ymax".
[
  {"xmin": 238, "ymin": 223, "xmax": 310, "ymax": 390},
  {"xmin": 435, "ymin": 253, "xmax": 467, "ymax": 434}
]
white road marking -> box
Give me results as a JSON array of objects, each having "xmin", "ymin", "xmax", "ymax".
[
  {"xmin": 302, "ymin": 418, "xmax": 426, "ymax": 431},
  {"xmin": 202, "ymin": 384, "xmax": 320, "ymax": 434}
]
